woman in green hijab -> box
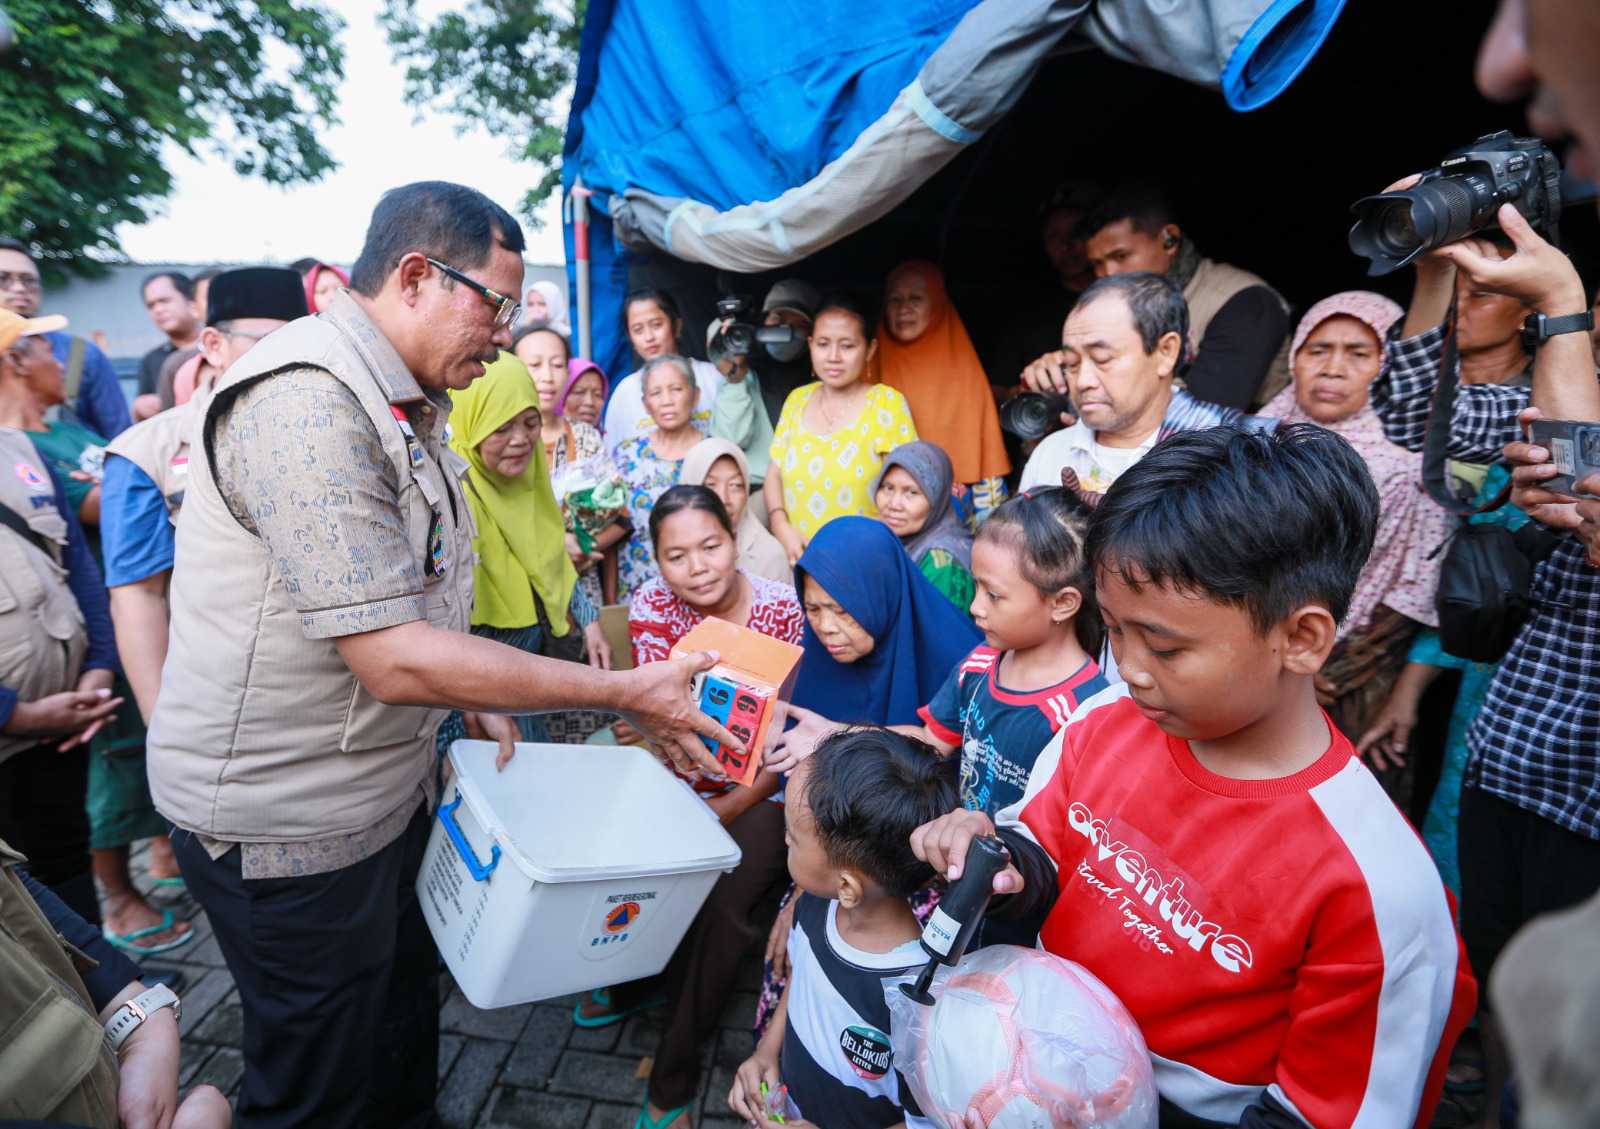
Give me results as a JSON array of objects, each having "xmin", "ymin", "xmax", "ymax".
[{"xmin": 439, "ymin": 353, "xmax": 609, "ymax": 748}]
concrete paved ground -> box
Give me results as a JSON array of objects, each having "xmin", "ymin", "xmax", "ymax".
[
  {"xmin": 130, "ymin": 842, "xmax": 1483, "ymax": 1129},
  {"xmin": 132, "ymin": 841, "xmax": 760, "ymax": 1129}
]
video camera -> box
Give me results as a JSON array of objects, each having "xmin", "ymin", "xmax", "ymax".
[
  {"xmin": 1348, "ymin": 132, "xmax": 1595, "ymax": 276},
  {"xmin": 707, "ymin": 296, "xmax": 799, "ymax": 367}
]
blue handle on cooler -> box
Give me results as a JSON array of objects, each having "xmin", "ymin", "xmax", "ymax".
[{"xmin": 438, "ymin": 791, "xmax": 500, "ymax": 881}]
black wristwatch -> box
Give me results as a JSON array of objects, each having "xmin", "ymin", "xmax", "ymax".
[{"xmin": 1522, "ymin": 309, "xmax": 1596, "ymax": 350}]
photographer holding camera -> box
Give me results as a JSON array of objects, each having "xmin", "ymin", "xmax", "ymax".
[
  {"xmin": 707, "ymin": 280, "xmax": 818, "ymax": 499},
  {"xmin": 1353, "ymin": 4, "xmax": 1600, "ymax": 1117}
]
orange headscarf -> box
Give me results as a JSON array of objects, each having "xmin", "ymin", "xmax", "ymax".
[{"xmin": 870, "ymin": 261, "xmax": 1009, "ymax": 484}]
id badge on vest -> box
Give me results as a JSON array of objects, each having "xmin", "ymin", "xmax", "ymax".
[{"xmin": 426, "ymin": 510, "xmax": 450, "ymax": 579}]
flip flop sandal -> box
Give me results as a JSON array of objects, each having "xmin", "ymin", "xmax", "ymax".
[
  {"xmin": 102, "ymin": 909, "xmax": 195, "ymax": 956},
  {"xmin": 572, "ymin": 987, "xmax": 667, "ymax": 1029},
  {"xmin": 632, "ymin": 1094, "xmax": 691, "ymax": 1129}
]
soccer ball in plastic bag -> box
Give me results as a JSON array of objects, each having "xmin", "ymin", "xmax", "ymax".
[{"xmin": 887, "ymin": 945, "xmax": 1157, "ymax": 1129}]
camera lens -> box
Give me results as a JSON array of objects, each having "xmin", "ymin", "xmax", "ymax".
[
  {"xmin": 999, "ymin": 393, "xmax": 1072, "ymax": 441},
  {"xmin": 1377, "ymin": 203, "xmax": 1418, "ymax": 256}
]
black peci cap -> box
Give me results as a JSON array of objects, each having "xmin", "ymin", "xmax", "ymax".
[{"xmin": 205, "ymin": 267, "xmax": 309, "ymax": 328}]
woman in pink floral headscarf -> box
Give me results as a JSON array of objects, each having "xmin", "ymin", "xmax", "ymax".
[{"xmin": 1262, "ymin": 291, "xmax": 1452, "ymax": 803}]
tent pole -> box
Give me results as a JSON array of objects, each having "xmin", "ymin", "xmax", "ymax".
[{"xmin": 572, "ymin": 181, "xmax": 594, "ymax": 360}]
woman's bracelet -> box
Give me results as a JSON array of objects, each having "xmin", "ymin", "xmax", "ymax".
[{"xmin": 769, "ymin": 506, "xmax": 788, "ymax": 519}]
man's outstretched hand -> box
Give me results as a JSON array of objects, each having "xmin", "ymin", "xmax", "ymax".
[{"xmin": 620, "ymin": 650, "xmax": 743, "ymax": 778}]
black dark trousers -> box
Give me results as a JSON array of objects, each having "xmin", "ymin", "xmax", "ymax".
[
  {"xmin": 173, "ymin": 807, "xmax": 440, "ymax": 1129},
  {"xmin": 0, "ymin": 743, "xmax": 97, "ymax": 925},
  {"xmin": 1458, "ymin": 786, "xmax": 1600, "ymax": 987}
]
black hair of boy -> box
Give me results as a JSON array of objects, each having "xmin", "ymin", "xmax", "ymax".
[
  {"xmin": 979, "ymin": 486, "xmax": 1105, "ymax": 656},
  {"xmin": 1086, "ymin": 424, "xmax": 1379, "ymax": 631},
  {"xmin": 1072, "ymin": 181, "xmax": 1179, "ymax": 244},
  {"xmin": 805, "ymin": 728, "xmax": 958, "ymax": 898}
]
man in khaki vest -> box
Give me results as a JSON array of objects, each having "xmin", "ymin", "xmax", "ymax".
[
  {"xmin": 104, "ymin": 267, "xmax": 308, "ymax": 720},
  {"xmin": 0, "ymin": 309, "xmax": 123, "ymax": 927},
  {"xmin": 1020, "ymin": 181, "xmax": 1293, "ymax": 411},
  {"xmin": 0, "ymin": 838, "xmax": 231, "ymax": 1128},
  {"xmin": 84, "ymin": 268, "xmax": 309, "ymax": 963},
  {"xmin": 147, "ymin": 182, "xmax": 738, "ymax": 1129}
]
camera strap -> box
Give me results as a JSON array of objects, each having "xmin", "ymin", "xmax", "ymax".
[{"xmin": 1421, "ymin": 291, "xmax": 1515, "ymax": 517}]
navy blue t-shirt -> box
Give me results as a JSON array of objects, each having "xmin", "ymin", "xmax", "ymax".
[{"xmin": 920, "ymin": 645, "xmax": 1108, "ymax": 816}]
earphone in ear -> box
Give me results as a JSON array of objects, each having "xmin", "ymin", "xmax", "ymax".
[{"xmin": 1162, "ymin": 233, "xmax": 1178, "ymax": 249}]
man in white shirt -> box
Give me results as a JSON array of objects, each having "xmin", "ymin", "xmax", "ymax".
[{"xmin": 1019, "ymin": 272, "xmax": 1269, "ymax": 497}]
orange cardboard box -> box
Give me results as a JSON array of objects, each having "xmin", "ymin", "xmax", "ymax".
[{"xmin": 670, "ymin": 618, "xmax": 803, "ymax": 786}]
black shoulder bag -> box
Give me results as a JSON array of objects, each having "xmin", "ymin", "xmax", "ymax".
[
  {"xmin": 1424, "ymin": 298, "xmax": 1560, "ymax": 663},
  {"xmin": 0, "ymin": 499, "xmax": 55, "ymax": 561}
]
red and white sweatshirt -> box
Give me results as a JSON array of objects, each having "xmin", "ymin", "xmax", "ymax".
[{"xmin": 995, "ymin": 685, "xmax": 1476, "ymax": 1128}]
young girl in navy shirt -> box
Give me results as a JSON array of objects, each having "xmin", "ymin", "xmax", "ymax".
[
  {"xmin": 914, "ymin": 487, "xmax": 1108, "ymax": 816},
  {"xmin": 779, "ymin": 488, "xmax": 1107, "ymax": 816}
]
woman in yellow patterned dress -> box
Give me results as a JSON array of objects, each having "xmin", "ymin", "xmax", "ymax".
[{"xmin": 763, "ymin": 294, "xmax": 917, "ymax": 565}]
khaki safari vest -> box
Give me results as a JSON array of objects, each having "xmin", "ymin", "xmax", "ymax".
[
  {"xmin": 146, "ymin": 293, "xmax": 475, "ymax": 842},
  {"xmin": 0, "ymin": 430, "xmax": 89, "ymax": 764},
  {"xmin": 105, "ymin": 389, "xmax": 208, "ymax": 525},
  {"xmin": 0, "ymin": 840, "xmax": 119, "ymax": 1127},
  {"xmin": 1183, "ymin": 256, "xmax": 1292, "ymax": 409}
]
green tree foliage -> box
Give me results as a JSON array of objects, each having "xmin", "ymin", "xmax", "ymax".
[
  {"xmin": 0, "ymin": 0, "xmax": 343, "ymax": 270},
  {"xmin": 380, "ymin": 0, "xmax": 583, "ymax": 228}
]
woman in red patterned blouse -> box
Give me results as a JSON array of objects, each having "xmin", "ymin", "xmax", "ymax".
[
  {"xmin": 629, "ymin": 486, "xmax": 804, "ymax": 667},
  {"xmin": 584, "ymin": 484, "xmax": 802, "ymax": 1129}
]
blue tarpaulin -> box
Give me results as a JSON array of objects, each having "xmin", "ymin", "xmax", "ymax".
[{"xmin": 562, "ymin": 0, "xmax": 1346, "ymax": 387}]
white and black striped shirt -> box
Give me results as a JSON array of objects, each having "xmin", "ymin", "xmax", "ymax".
[{"xmin": 780, "ymin": 894, "xmax": 933, "ymax": 1128}]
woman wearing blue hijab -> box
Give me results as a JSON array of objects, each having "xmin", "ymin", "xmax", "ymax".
[
  {"xmin": 753, "ymin": 516, "xmax": 981, "ymax": 1035},
  {"xmin": 791, "ymin": 515, "xmax": 982, "ymax": 724}
]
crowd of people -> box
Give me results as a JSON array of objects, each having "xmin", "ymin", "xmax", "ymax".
[{"xmin": 2, "ymin": 3, "xmax": 1599, "ymax": 1128}]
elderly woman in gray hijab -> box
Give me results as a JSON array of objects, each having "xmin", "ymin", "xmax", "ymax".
[{"xmin": 872, "ymin": 440, "xmax": 975, "ymax": 612}]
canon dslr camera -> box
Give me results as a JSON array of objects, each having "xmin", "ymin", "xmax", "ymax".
[{"xmin": 1348, "ymin": 132, "xmax": 1567, "ymax": 276}]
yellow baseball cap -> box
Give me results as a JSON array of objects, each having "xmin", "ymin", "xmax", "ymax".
[{"xmin": 0, "ymin": 308, "xmax": 67, "ymax": 353}]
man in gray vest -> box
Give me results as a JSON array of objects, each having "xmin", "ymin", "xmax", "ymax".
[
  {"xmin": 104, "ymin": 267, "xmax": 308, "ymax": 721},
  {"xmin": 89, "ymin": 268, "xmax": 309, "ymax": 963},
  {"xmin": 1019, "ymin": 181, "xmax": 1292, "ymax": 411},
  {"xmin": 148, "ymin": 182, "xmax": 739, "ymax": 1129},
  {"xmin": 0, "ymin": 308, "xmax": 124, "ymax": 924}
]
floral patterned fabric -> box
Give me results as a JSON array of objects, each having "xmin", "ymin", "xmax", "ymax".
[
  {"xmin": 768, "ymin": 382, "xmax": 916, "ymax": 541},
  {"xmin": 546, "ymin": 418, "xmax": 612, "ymax": 613},
  {"xmin": 629, "ymin": 572, "xmax": 803, "ymax": 665},
  {"xmin": 614, "ymin": 433, "xmax": 698, "ymax": 599}
]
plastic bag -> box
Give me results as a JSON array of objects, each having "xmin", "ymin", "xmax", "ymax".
[
  {"xmin": 550, "ymin": 453, "xmax": 627, "ymax": 552},
  {"xmin": 887, "ymin": 945, "xmax": 1157, "ymax": 1129}
]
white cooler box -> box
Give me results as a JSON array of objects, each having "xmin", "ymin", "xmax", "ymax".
[{"xmin": 419, "ymin": 740, "xmax": 743, "ymax": 1009}]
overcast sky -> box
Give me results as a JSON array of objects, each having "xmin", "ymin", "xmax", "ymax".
[{"xmin": 115, "ymin": 0, "xmax": 568, "ymax": 267}]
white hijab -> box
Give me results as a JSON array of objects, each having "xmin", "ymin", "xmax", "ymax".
[{"xmin": 527, "ymin": 280, "xmax": 572, "ymax": 337}]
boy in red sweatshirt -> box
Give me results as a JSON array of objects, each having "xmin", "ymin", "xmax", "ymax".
[{"xmin": 912, "ymin": 424, "xmax": 1475, "ymax": 1129}]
